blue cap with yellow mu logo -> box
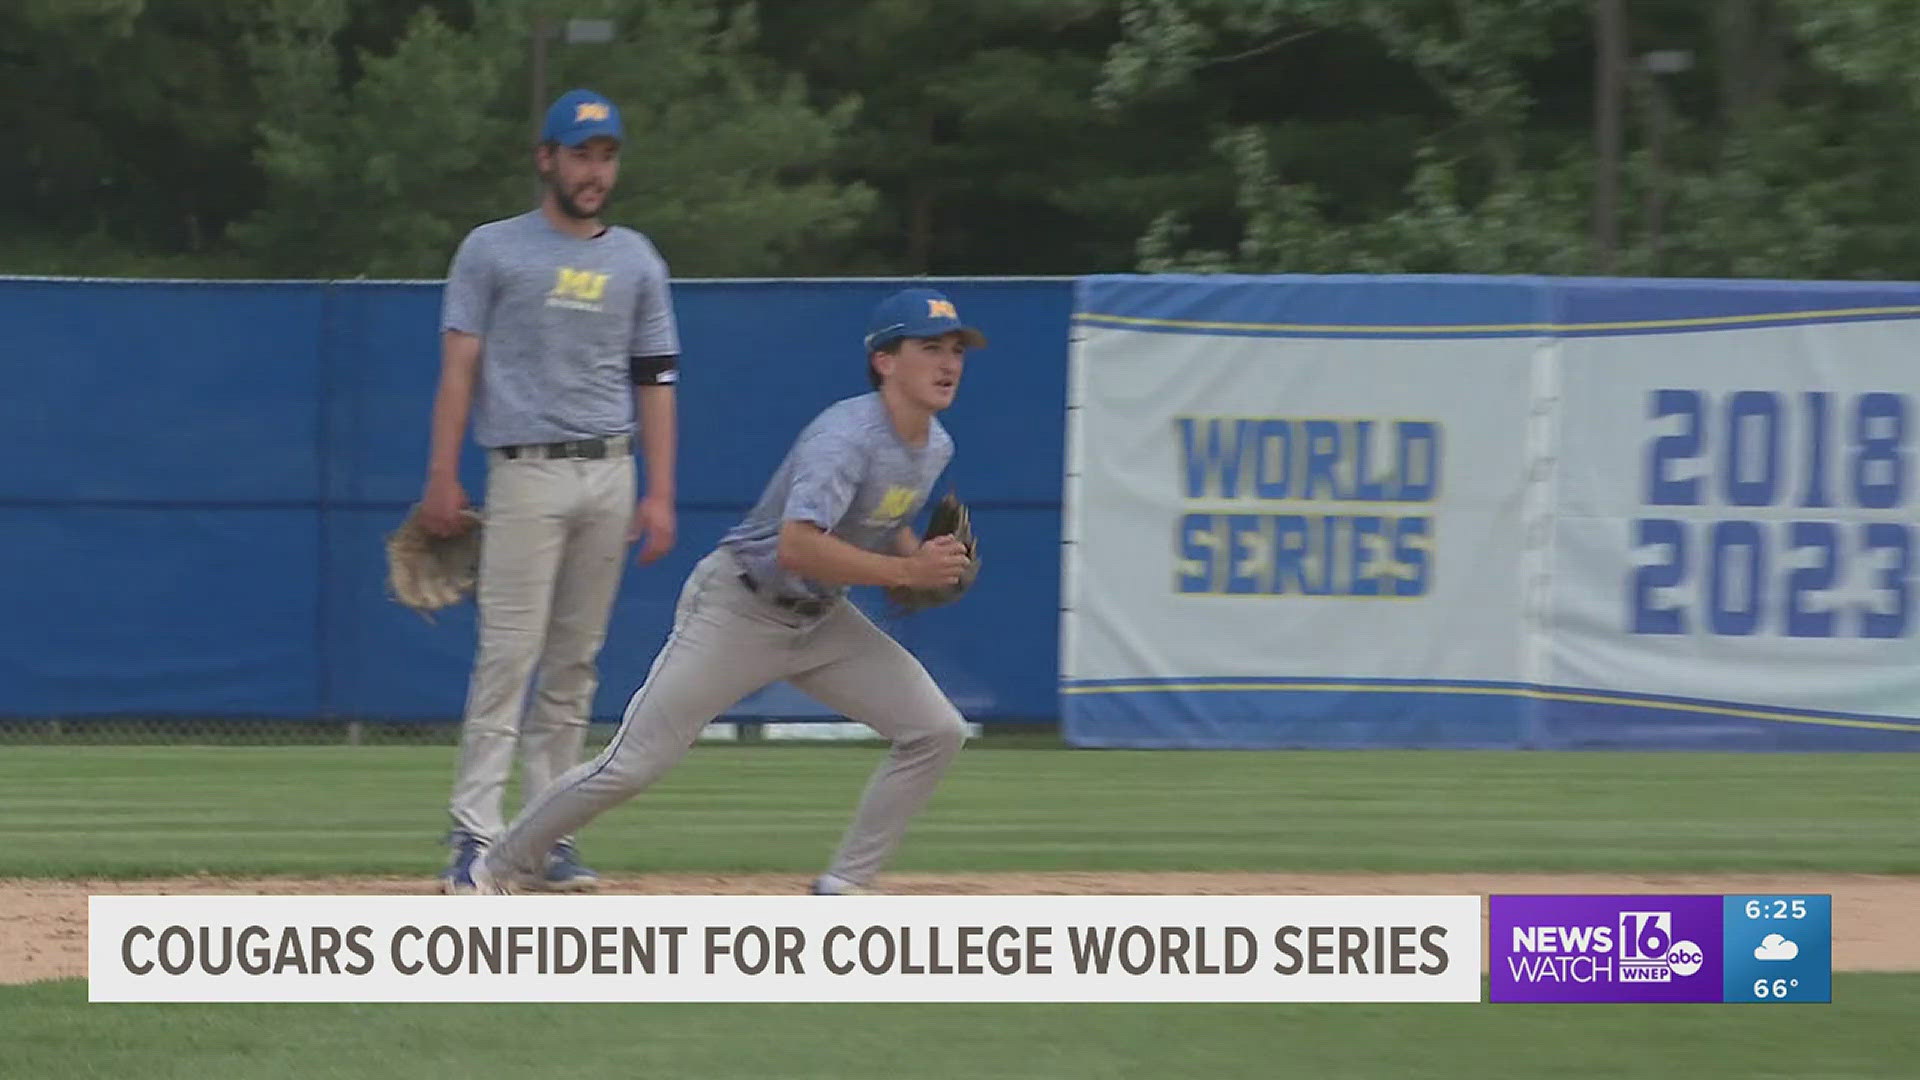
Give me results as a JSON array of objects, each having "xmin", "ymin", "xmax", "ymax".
[
  {"xmin": 863, "ymin": 287, "xmax": 989, "ymax": 351},
  {"xmin": 542, "ymin": 88, "xmax": 624, "ymax": 146}
]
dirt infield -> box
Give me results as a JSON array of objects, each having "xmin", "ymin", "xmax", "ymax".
[{"xmin": 5, "ymin": 871, "xmax": 1915, "ymax": 985}]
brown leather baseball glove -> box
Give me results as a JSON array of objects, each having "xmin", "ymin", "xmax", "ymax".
[
  {"xmin": 884, "ymin": 492, "xmax": 980, "ymax": 614},
  {"xmin": 384, "ymin": 503, "xmax": 483, "ymax": 622}
]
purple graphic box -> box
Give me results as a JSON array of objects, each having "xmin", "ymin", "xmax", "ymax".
[{"xmin": 1490, "ymin": 895, "xmax": 1725, "ymax": 1003}]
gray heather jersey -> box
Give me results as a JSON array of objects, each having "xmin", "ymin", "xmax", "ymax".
[
  {"xmin": 722, "ymin": 393, "xmax": 955, "ymax": 602},
  {"xmin": 440, "ymin": 210, "xmax": 679, "ymax": 448}
]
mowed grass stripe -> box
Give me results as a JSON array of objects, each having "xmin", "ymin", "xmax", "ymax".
[
  {"xmin": 2, "ymin": 975, "xmax": 1917, "ymax": 1080},
  {"xmin": 0, "ymin": 747, "xmax": 1913, "ymax": 877}
]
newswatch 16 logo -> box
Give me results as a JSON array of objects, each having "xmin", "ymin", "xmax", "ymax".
[
  {"xmin": 1490, "ymin": 894, "xmax": 1724, "ymax": 1003},
  {"xmin": 1618, "ymin": 910, "xmax": 1703, "ymax": 981}
]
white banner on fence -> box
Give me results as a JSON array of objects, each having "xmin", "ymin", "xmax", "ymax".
[
  {"xmin": 88, "ymin": 894, "xmax": 1482, "ymax": 1003},
  {"xmin": 1060, "ymin": 304, "xmax": 1542, "ymax": 745},
  {"xmin": 1064, "ymin": 327, "xmax": 1536, "ymax": 682},
  {"xmin": 1059, "ymin": 276, "xmax": 1920, "ymax": 747},
  {"xmin": 1550, "ymin": 319, "xmax": 1920, "ymax": 721}
]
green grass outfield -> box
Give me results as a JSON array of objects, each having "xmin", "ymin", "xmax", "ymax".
[
  {"xmin": 0, "ymin": 742, "xmax": 1913, "ymax": 877},
  {"xmin": 4, "ymin": 976, "xmax": 1917, "ymax": 1079},
  {"xmin": 3, "ymin": 741, "xmax": 1915, "ymax": 1078}
]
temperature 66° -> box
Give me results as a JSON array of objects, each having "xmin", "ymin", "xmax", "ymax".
[{"xmin": 1754, "ymin": 978, "xmax": 1798, "ymax": 999}]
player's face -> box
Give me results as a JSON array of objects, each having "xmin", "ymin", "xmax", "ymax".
[
  {"xmin": 881, "ymin": 333, "xmax": 968, "ymax": 411},
  {"xmin": 539, "ymin": 137, "xmax": 621, "ymax": 219}
]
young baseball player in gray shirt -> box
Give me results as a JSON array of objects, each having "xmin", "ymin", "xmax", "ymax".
[{"xmin": 465, "ymin": 287, "xmax": 983, "ymax": 896}]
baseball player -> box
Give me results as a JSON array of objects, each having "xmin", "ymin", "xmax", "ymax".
[
  {"xmin": 458, "ymin": 287, "xmax": 983, "ymax": 896},
  {"xmin": 421, "ymin": 88, "xmax": 682, "ymax": 894}
]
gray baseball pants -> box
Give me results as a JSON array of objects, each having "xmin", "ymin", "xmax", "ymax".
[
  {"xmin": 484, "ymin": 547, "xmax": 969, "ymax": 887},
  {"xmin": 448, "ymin": 444, "xmax": 634, "ymax": 844}
]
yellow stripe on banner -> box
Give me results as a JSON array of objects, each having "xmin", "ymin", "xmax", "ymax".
[
  {"xmin": 1059, "ymin": 682, "xmax": 1920, "ymax": 733},
  {"xmin": 1072, "ymin": 304, "xmax": 1920, "ymax": 336}
]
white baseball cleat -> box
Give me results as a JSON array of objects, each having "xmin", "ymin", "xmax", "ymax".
[
  {"xmin": 809, "ymin": 874, "xmax": 872, "ymax": 896},
  {"xmin": 469, "ymin": 852, "xmax": 515, "ymax": 895}
]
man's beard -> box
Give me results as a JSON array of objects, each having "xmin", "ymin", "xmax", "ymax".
[{"xmin": 545, "ymin": 174, "xmax": 605, "ymax": 219}]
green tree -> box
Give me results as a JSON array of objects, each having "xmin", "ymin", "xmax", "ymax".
[
  {"xmin": 1105, "ymin": 0, "xmax": 1596, "ymax": 275},
  {"xmin": 229, "ymin": 0, "xmax": 511, "ymax": 276},
  {"xmin": 17, "ymin": 0, "xmax": 1920, "ymax": 283},
  {"xmin": 755, "ymin": 0, "xmax": 1218, "ymax": 275},
  {"xmin": 1103, "ymin": 0, "xmax": 1920, "ymax": 281},
  {"xmin": 1605, "ymin": 0, "xmax": 1920, "ymax": 280},
  {"xmin": 490, "ymin": 2, "xmax": 875, "ymax": 277},
  {"xmin": 230, "ymin": 0, "xmax": 874, "ymax": 278},
  {"xmin": 0, "ymin": 0, "xmax": 266, "ymax": 276}
]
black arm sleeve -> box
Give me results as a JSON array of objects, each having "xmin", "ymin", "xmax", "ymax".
[{"xmin": 629, "ymin": 354, "xmax": 679, "ymax": 386}]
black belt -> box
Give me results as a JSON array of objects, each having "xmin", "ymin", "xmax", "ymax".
[
  {"xmin": 738, "ymin": 573, "xmax": 829, "ymax": 618},
  {"xmin": 499, "ymin": 435, "xmax": 626, "ymax": 460}
]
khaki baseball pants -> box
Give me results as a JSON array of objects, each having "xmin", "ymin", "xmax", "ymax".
[{"xmin": 448, "ymin": 445, "xmax": 634, "ymax": 843}]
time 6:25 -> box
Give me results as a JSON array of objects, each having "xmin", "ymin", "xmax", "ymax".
[{"xmin": 1746, "ymin": 898, "xmax": 1808, "ymax": 919}]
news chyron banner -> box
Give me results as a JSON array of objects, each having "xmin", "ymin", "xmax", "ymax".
[
  {"xmin": 1546, "ymin": 281, "xmax": 1920, "ymax": 745},
  {"xmin": 1060, "ymin": 274, "xmax": 1545, "ymax": 748},
  {"xmin": 1489, "ymin": 893, "xmax": 1832, "ymax": 1004},
  {"xmin": 1062, "ymin": 273, "xmax": 1920, "ymax": 750},
  {"xmin": 87, "ymin": 892, "xmax": 1833, "ymax": 1005},
  {"xmin": 88, "ymin": 894, "xmax": 1481, "ymax": 1003}
]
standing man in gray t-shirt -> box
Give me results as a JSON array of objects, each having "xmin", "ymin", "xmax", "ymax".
[
  {"xmin": 422, "ymin": 88, "xmax": 681, "ymax": 895},
  {"xmin": 461, "ymin": 287, "xmax": 981, "ymax": 897}
]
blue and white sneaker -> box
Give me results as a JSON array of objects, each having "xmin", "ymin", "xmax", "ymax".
[
  {"xmin": 531, "ymin": 841, "xmax": 600, "ymax": 893},
  {"xmin": 439, "ymin": 831, "xmax": 485, "ymax": 895}
]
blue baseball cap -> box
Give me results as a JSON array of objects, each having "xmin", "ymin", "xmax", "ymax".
[
  {"xmin": 541, "ymin": 89, "xmax": 623, "ymax": 147},
  {"xmin": 863, "ymin": 288, "xmax": 988, "ymax": 351}
]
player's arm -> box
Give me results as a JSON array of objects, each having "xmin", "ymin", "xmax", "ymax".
[
  {"xmin": 628, "ymin": 246, "xmax": 681, "ymax": 487},
  {"xmin": 628, "ymin": 356, "xmax": 678, "ymax": 563},
  {"xmin": 773, "ymin": 429, "xmax": 889, "ymax": 584},
  {"xmin": 773, "ymin": 470, "xmax": 965, "ymax": 589},
  {"xmin": 778, "ymin": 521, "xmax": 918, "ymax": 587},
  {"xmin": 627, "ymin": 247, "xmax": 682, "ymax": 562},
  {"xmin": 420, "ymin": 332, "xmax": 481, "ymax": 536},
  {"xmin": 427, "ymin": 332, "xmax": 481, "ymax": 484},
  {"xmin": 779, "ymin": 522, "xmax": 969, "ymax": 589},
  {"xmin": 629, "ymin": 362, "xmax": 677, "ymax": 505},
  {"xmin": 421, "ymin": 231, "xmax": 491, "ymax": 536},
  {"xmin": 774, "ymin": 431, "xmax": 968, "ymax": 588}
]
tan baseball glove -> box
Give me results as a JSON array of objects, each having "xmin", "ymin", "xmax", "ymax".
[
  {"xmin": 385, "ymin": 503, "xmax": 483, "ymax": 622},
  {"xmin": 884, "ymin": 492, "xmax": 980, "ymax": 614}
]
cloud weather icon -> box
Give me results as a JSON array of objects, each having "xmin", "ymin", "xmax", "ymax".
[{"xmin": 1754, "ymin": 934, "xmax": 1800, "ymax": 961}]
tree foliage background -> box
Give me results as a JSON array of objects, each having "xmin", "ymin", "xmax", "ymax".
[{"xmin": 6, "ymin": 0, "xmax": 1920, "ymax": 280}]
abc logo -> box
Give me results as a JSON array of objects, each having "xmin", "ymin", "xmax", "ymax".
[{"xmin": 1666, "ymin": 941, "xmax": 1704, "ymax": 976}]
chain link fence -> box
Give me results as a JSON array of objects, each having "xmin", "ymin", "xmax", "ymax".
[
  {"xmin": 0, "ymin": 716, "xmax": 585, "ymax": 748},
  {"xmin": 0, "ymin": 715, "xmax": 1057, "ymax": 748}
]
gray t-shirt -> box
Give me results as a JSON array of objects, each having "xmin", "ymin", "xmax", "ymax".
[
  {"xmin": 440, "ymin": 210, "xmax": 679, "ymax": 448},
  {"xmin": 722, "ymin": 393, "xmax": 955, "ymax": 601}
]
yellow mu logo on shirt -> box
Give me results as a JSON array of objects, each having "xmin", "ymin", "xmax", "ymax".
[
  {"xmin": 547, "ymin": 267, "xmax": 610, "ymax": 311},
  {"xmin": 864, "ymin": 486, "xmax": 920, "ymax": 527}
]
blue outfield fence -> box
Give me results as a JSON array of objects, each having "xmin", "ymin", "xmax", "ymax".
[
  {"xmin": 8, "ymin": 271, "xmax": 1920, "ymax": 751},
  {"xmin": 0, "ymin": 276, "xmax": 1074, "ymax": 724}
]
